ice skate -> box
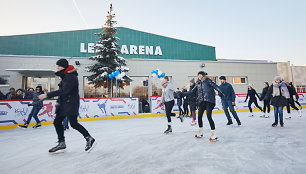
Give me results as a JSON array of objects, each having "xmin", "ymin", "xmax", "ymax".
[
  {"xmin": 226, "ymin": 119, "xmax": 233, "ymax": 125},
  {"xmin": 32, "ymin": 123, "xmax": 41, "ymax": 128},
  {"xmin": 195, "ymin": 128, "xmax": 204, "ymax": 138},
  {"xmin": 260, "ymin": 112, "xmax": 266, "ymax": 118},
  {"xmin": 191, "ymin": 119, "xmax": 197, "ymax": 126},
  {"xmin": 280, "ymin": 120, "xmax": 284, "ymax": 127},
  {"xmin": 18, "ymin": 123, "xmax": 28, "ymax": 128},
  {"xmin": 209, "ymin": 130, "xmax": 218, "ymax": 142},
  {"xmin": 285, "ymin": 113, "xmax": 292, "ymax": 120},
  {"xmin": 264, "ymin": 113, "xmax": 270, "ymax": 118},
  {"xmin": 49, "ymin": 141, "xmax": 66, "ymax": 154},
  {"xmin": 236, "ymin": 118, "xmax": 241, "ymax": 126},
  {"xmin": 164, "ymin": 125, "xmax": 172, "ymax": 134},
  {"xmin": 298, "ymin": 109, "xmax": 302, "ymax": 117},
  {"xmin": 177, "ymin": 115, "xmax": 184, "ymax": 123},
  {"xmin": 272, "ymin": 121, "xmax": 278, "ymax": 127},
  {"xmin": 248, "ymin": 113, "xmax": 254, "ymax": 117},
  {"xmin": 85, "ymin": 136, "xmax": 96, "ymax": 153}
]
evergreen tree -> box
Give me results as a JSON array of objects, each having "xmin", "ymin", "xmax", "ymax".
[{"xmin": 87, "ymin": 4, "xmax": 129, "ymax": 97}]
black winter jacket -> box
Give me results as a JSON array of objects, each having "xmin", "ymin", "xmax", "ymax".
[{"xmin": 47, "ymin": 67, "xmax": 80, "ymax": 116}]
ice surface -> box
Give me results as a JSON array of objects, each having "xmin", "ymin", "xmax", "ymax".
[{"xmin": 1, "ymin": 111, "xmax": 306, "ymax": 174}]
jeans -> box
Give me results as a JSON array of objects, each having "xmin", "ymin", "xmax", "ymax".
[
  {"xmin": 274, "ymin": 106, "xmax": 284, "ymax": 122},
  {"xmin": 54, "ymin": 114, "xmax": 90, "ymax": 142},
  {"xmin": 221, "ymin": 100, "xmax": 239, "ymax": 120},
  {"xmin": 198, "ymin": 101, "xmax": 215, "ymax": 130},
  {"xmin": 63, "ymin": 117, "xmax": 69, "ymax": 127},
  {"xmin": 27, "ymin": 107, "xmax": 41, "ymax": 124}
]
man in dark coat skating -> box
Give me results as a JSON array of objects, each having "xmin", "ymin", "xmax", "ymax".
[{"xmin": 39, "ymin": 59, "xmax": 96, "ymax": 153}]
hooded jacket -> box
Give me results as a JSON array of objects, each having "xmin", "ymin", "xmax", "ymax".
[{"xmin": 218, "ymin": 82, "xmax": 236, "ymax": 102}]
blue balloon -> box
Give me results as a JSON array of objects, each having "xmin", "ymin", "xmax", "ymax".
[
  {"xmin": 108, "ymin": 74, "xmax": 113, "ymax": 79},
  {"xmin": 114, "ymin": 71, "xmax": 120, "ymax": 76},
  {"xmin": 151, "ymin": 70, "xmax": 155, "ymax": 74},
  {"xmin": 160, "ymin": 73, "xmax": 166, "ymax": 77}
]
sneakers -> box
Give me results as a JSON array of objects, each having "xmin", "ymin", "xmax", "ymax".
[
  {"xmin": 49, "ymin": 141, "xmax": 66, "ymax": 154},
  {"xmin": 195, "ymin": 128, "xmax": 204, "ymax": 138},
  {"xmin": 85, "ymin": 136, "xmax": 96, "ymax": 152},
  {"xmin": 19, "ymin": 123, "xmax": 28, "ymax": 128},
  {"xmin": 164, "ymin": 125, "xmax": 172, "ymax": 134},
  {"xmin": 32, "ymin": 123, "xmax": 41, "ymax": 128}
]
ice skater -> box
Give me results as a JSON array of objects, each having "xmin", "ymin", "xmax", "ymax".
[
  {"xmin": 285, "ymin": 82, "xmax": 302, "ymax": 119},
  {"xmin": 188, "ymin": 79, "xmax": 197, "ymax": 125},
  {"xmin": 218, "ymin": 76, "xmax": 241, "ymax": 126},
  {"xmin": 265, "ymin": 76, "xmax": 290, "ymax": 127},
  {"xmin": 155, "ymin": 76, "xmax": 183, "ymax": 134},
  {"xmin": 18, "ymin": 86, "xmax": 44, "ymax": 128},
  {"xmin": 39, "ymin": 59, "xmax": 96, "ymax": 153},
  {"xmin": 289, "ymin": 82, "xmax": 303, "ymax": 110},
  {"xmin": 175, "ymin": 88, "xmax": 184, "ymax": 117},
  {"xmin": 260, "ymin": 82, "xmax": 272, "ymax": 118},
  {"xmin": 244, "ymin": 84, "xmax": 263, "ymax": 117},
  {"xmin": 182, "ymin": 88, "xmax": 189, "ymax": 117},
  {"xmin": 184, "ymin": 71, "xmax": 224, "ymax": 141}
]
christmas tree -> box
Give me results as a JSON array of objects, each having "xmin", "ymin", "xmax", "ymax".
[{"xmin": 87, "ymin": 4, "xmax": 130, "ymax": 97}]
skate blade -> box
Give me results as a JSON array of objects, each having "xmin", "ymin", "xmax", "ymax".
[
  {"xmin": 195, "ymin": 135, "xmax": 203, "ymax": 138},
  {"xmin": 49, "ymin": 149, "xmax": 66, "ymax": 154},
  {"xmin": 164, "ymin": 132, "xmax": 172, "ymax": 134},
  {"xmin": 86, "ymin": 142, "xmax": 97, "ymax": 153}
]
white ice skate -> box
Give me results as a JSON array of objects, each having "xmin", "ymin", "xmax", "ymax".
[
  {"xmin": 248, "ymin": 113, "xmax": 254, "ymax": 117},
  {"xmin": 195, "ymin": 128, "xmax": 204, "ymax": 138},
  {"xmin": 191, "ymin": 119, "xmax": 197, "ymax": 126},
  {"xmin": 209, "ymin": 130, "xmax": 218, "ymax": 142},
  {"xmin": 298, "ymin": 109, "xmax": 302, "ymax": 117},
  {"xmin": 260, "ymin": 112, "xmax": 265, "ymax": 118},
  {"xmin": 285, "ymin": 113, "xmax": 292, "ymax": 120},
  {"xmin": 264, "ymin": 113, "xmax": 270, "ymax": 118}
]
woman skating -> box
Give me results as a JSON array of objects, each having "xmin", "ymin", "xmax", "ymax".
[
  {"xmin": 184, "ymin": 71, "xmax": 224, "ymax": 141},
  {"xmin": 260, "ymin": 82, "xmax": 271, "ymax": 118},
  {"xmin": 244, "ymin": 84, "xmax": 263, "ymax": 117},
  {"xmin": 188, "ymin": 79, "xmax": 197, "ymax": 125},
  {"xmin": 155, "ymin": 76, "xmax": 183, "ymax": 134},
  {"xmin": 265, "ymin": 76, "xmax": 290, "ymax": 127},
  {"xmin": 285, "ymin": 82, "xmax": 302, "ymax": 119}
]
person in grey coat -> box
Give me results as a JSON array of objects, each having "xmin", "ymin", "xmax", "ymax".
[
  {"xmin": 184, "ymin": 71, "xmax": 224, "ymax": 141},
  {"xmin": 18, "ymin": 86, "xmax": 44, "ymax": 128}
]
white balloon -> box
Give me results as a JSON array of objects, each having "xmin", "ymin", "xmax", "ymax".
[{"xmin": 152, "ymin": 73, "xmax": 158, "ymax": 79}]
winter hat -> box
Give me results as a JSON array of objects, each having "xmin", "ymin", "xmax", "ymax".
[
  {"xmin": 198, "ymin": 71, "xmax": 208, "ymax": 76},
  {"xmin": 56, "ymin": 59, "xmax": 69, "ymax": 68},
  {"xmin": 274, "ymin": 76, "xmax": 282, "ymax": 81},
  {"xmin": 219, "ymin": 76, "xmax": 226, "ymax": 80},
  {"xmin": 35, "ymin": 86, "xmax": 42, "ymax": 91},
  {"xmin": 248, "ymin": 83, "xmax": 254, "ymax": 88},
  {"xmin": 190, "ymin": 78, "xmax": 195, "ymax": 84}
]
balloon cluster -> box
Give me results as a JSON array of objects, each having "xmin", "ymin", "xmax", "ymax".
[
  {"xmin": 108, "ymin": 70, "xmax": 126, "ymax": 79},
  {"xmin": 151, "ymin": 69, "xmax": 166, "ymax": 79}
]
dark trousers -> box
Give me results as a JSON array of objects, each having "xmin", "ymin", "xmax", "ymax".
[
  {"xmin": 178, "ymin": 105, "xmax": 183, "ymax": 115},
  {"xmin": 54, "ymin": 114, "xmax": 90, "ymax": 142},
  {"xmin": 248, "ymin": 99, "xmax": 263, "ymax": 112},
  {"xmin": 27, "ymin": 107, "xmax": 41, "ymax": 124},
  {"xmin": 198, "ymin": 101, "xmax": 215, "ymax": 130},
  {"xmin": 286, "ymin": 99, "xmax": 299, "ymax": 113},
  {"xmin": 183, "ymin": 103, "xmax": 189, "ymax": 115},
  {"xmin": 263, "ymin": 100, "xmax": 271, "ymax": 113},
  {"xmin": 165, "ymin": 100, "xmax": 175, "ymax": 123}
]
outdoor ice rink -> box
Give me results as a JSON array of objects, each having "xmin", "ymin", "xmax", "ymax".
[{"xmin": 1, "ymin": 111, "xmax": 306, "ymax": 174}]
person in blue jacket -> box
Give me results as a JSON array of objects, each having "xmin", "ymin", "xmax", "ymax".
[{"xmin": 218, "ymin": 76, "xmax": 241, "ymax": 126}]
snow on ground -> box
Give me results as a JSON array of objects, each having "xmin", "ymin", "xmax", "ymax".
[{"xmin": 1, "ymin": 111, "xmax": 306, "ymax": 174}]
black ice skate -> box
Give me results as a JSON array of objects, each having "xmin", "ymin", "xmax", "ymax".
[
  {"xmin": 164, "ymin": 125, "xmax": 172, "ymax": 134},
  {"xmin": 236, "ymin": 118, "xmax": 241, "ymax": 126},
  {"xmin": 226, "ymin": 119, "xmax": 233, "ymax": 125},
  {"xmin": 32, "ymin": 123, "xmax": 41, "ymax": 128},
  {"xmin": 49, "ymin": 141, "xmax": 66, "ymax": 154},
  {"xmin": 85, "ymin": 136, "xmax": 96, "ymax": 152},
  {"xmin": 280, "ymin": 120, "xmax": 284, "ymax": 127},
  {"xmin": 272, "ymin": 121, "xmax": 278, "ymax": 127},
  {"xmin": 19, "ymin": 123, "xmax": 28, "ymax": 128},
  {"xmin": 63, "ymin": 125, "xmax": 69, "ymax": 131}
]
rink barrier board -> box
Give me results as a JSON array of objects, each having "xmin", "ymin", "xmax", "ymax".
[{"xmin": 1, "ymin": 106, "xmax": 305, "ymax": 131}]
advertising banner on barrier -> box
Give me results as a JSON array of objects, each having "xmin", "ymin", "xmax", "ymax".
[
  {"xmin": 150, "ymin": 93, "xmax": 306, "ymax": 114},
  {"xmin": 0, "ymin": 97, "xmax": 139, "ymax": 126}
]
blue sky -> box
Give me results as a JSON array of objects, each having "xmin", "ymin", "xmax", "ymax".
[{"xmin": 0, "ymin": 0, "xmax": 305, "ymax": 65}]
